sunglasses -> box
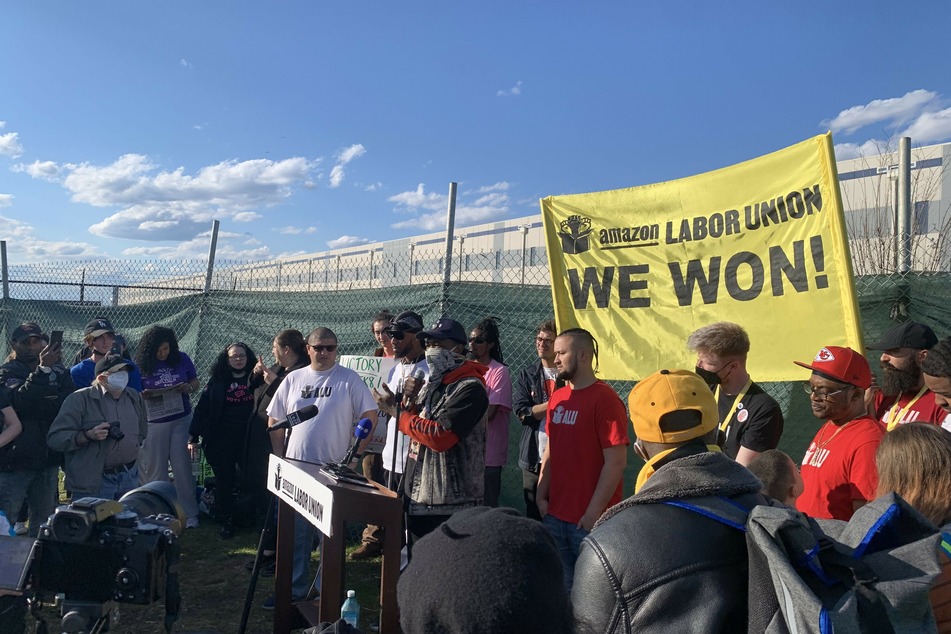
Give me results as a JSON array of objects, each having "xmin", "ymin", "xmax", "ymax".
[
  {"xmin": 469, "ymin": 337, "xmax": 487, "ymax": 345},
  {"xmin": 309, "ymin": 344, "xmax": 338, "ymax": 353}
]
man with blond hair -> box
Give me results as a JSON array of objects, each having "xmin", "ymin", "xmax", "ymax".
[{"xmin": 688, "ymin": 321, "xmax": 783, "ymax": 465}]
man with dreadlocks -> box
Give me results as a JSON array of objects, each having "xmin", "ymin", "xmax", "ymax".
[
  {"xmin": 537, "ymin": 328, "xmax": 629, "ymax": 591},
  {"xmin": 468, "ymin": 317, "xmax": 512, "ymax": 507}
]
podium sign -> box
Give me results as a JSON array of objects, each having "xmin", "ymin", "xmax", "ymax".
[{"xmin": 267, "ymin": 454, "xmax": 334, "ymax": 537}]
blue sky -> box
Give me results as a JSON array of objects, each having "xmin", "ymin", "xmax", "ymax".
[{"xmin": 2, "ymin": 2, "xmax": 951, "ymax": 262}]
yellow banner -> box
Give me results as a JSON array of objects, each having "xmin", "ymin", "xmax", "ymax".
[{"xmin": 540, "ymin": 133, "xmax": 862, "ymax": 382}]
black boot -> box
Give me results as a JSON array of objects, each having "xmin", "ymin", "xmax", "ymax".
[{"xmin": 219, "ymin": 517, "xmax": 234, "ymax": 540}]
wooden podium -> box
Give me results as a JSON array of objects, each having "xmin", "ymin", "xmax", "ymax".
[{"xmin": 267, "ymin": 455, "xmax": 403, "ymax": 634}]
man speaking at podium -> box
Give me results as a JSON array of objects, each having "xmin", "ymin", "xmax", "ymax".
[{"xmin": 265, "ymin": 327, "xmax": 377, "ymax": 607}]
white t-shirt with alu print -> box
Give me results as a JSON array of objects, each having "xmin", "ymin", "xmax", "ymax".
[{"xmin": 267, "ymin": 364, "xmax": 376, "ymax": 464}]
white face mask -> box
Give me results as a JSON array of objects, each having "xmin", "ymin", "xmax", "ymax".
[
  {"xmin": 425, "ymin": 346, "xmax": 457, "ymax": 377},
  {"xmin": 105, "ymin": 371, "xmax": 129, "ymax": 392}
]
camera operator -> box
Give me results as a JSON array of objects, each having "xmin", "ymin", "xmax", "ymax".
[{"xmin": 47, "ymin": 354, "xmax": 147, "ymax": 500}]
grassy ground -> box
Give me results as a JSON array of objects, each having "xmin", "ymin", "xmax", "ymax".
[{"xmin": 104, "ymin": 521, "xmax": 382, "ymax": 634}]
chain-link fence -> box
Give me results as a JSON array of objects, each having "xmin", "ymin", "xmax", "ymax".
[{"xmin": 2, "ymin": 237, "xmax": 950, "ymax": 511}]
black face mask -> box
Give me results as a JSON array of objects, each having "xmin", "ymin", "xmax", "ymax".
[{"xmin": 695, "ymin": 365, "xmax": 721, "ymax": 390}]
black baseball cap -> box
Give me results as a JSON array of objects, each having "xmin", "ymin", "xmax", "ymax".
[
  {"xmin": 11, "ymin": 322, "xmax": 47, "ymax": 343},
  {"xmin": 386, "ymin": 311, "xmax": 424, "ymax": 335},
  {"xmin": 95, "ymin": 354, "xmax": 130, "ymax": 375},
  {"xmin": 416, "ymin": 316, "xmax": 467, "ymax": 345},
  {"xmin": 867, "ymin": 321, "xmax": 938, "ymax": 351},
  {"xmin": 84, "ymin": 318, "xmax": 116, "ymax": 338}
]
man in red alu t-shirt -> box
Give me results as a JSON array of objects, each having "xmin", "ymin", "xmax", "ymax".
[
  {"xmin": 537, "ymin": 328, "xmax": 629, "ymax": 591},
  {"xmin": 794, "ymin": 346, "xmax": 885, "ymax": 521},
  {"xmin": 867, "ymin": 321, "xmax": 951, "ymax": 431}
]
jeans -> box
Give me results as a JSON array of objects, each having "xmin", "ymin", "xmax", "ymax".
[
  {"xmin": 522, "ymin": 468, "xmax": 542, "ymax": 521},
  {"xmin": 140, "ymin": 413, "xmax": 199, "ymax": 520},
  {"xmin": 292, "ymin": 515, "xmax": 322, "ymax": 600},
  {"xmin": 0, "ymin": 466, "xmax": 59, "ymax": 537},
  {"xmin": 543, "ymin": 514, "xmax": 589, "ymax": 591},
  {"xmin": 484, "ymin": 466, "xmax": 502, "ymax": 507},
  {"xmin": 100, "ymin": 464, "xmax": 140, "ymax": 501}
]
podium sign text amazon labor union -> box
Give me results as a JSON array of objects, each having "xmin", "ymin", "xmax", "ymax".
[
  {"xmin": 268, "ymin": 454, "xmax": 334, "ymax": 537},
  {"xmin": 541, "ymin": 133, "xmax": 862, "ymax": 382}
]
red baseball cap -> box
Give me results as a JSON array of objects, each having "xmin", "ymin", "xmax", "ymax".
[{"xmin": 794, "ymin": 346, "xmax": 871, "ymax": 389}]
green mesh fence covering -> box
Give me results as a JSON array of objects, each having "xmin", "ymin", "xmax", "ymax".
[{"xmin": 2, "ymin": 256, "xmax": 949, "ymax": 513}]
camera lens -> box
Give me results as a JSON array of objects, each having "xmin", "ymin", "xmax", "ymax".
[{"xmin": 118, "ymin": 481, "xmax": 185, "ymax": 531}]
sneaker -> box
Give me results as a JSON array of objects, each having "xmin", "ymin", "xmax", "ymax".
[
  {"xmin": 185, "ymin": 517, "xmax": 199, "ymax": 529},
  {"xmin": 219, "ymin": 524, "xmax": 234, "ymax": 540},
  {"xmin": 349, "ymin": 542, "xmax": 383, "ymax": 560},
  {"xmin": 262, "ymin": 595, "xmax": 276, "ymax": 611},
  {"xmin": 13, "ymin": 521, "xmax": 27, "ymax": 536},
  {"xmin": 245, "ymin": 555, "xmax": 276, "ymax": 577}
]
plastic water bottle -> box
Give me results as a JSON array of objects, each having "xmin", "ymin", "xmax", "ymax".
[{"xmin": 341, "ymin": 589, "xmax": 360, "ymax": 627}]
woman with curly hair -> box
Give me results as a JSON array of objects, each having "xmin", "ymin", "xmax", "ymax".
[
  {"xmin": 136, "ymin": 325, "xmax": 201, "ymax": 527},
  {"xmin": 190, "ymin": 342, "xmax": 259, "ymax": 539}
]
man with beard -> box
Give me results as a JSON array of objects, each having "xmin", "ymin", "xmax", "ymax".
[
  {"xmin": 537, "ymin": 328, "xmax": 629, "ymax": 590},
  {"xmin": 867, "ymin": 321, "xmax": 949, "ymax": 430},
  {"xmin": 794, "ymin": 346, "xmax": 885, "ymax": 521}
]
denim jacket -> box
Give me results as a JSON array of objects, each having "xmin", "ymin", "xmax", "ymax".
[{"xmin": 405, "ymin": 373, "xmax": 488, "ymax": 516}]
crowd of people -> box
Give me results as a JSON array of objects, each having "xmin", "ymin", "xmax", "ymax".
[{"xmin": 1, "ymin": 310, "xmax": 951, "ymax": 633}]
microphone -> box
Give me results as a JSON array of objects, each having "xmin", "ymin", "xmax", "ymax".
[
  {"xmin": 267, "ymin": 404, "xmax": 319, "ymax": 431},
  {"xmin": 341, "ymin": 418, "xmax": 373, "ymax": 465},
  {"xmin": 403, "ymin": 368, "xmax": 425, "ymax": 405}
]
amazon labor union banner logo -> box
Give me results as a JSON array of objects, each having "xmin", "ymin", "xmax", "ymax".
[{"xmin": 539, "ymin": 133, "xmax": 862, "ymax": 382}]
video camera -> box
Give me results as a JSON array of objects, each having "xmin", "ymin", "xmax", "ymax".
[{"xmin": 1, "ymin": 481, "xmax": 185, "ymax": 633}]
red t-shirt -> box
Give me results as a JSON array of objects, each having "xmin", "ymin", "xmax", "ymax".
[
  {"xmin": 546, "ymin": 381, "xmax": 630, "ymax": 525},
  {"xmin": 797, "ymin": 415, "xmax": 885, "ymax": 521},
  {"xmin": 874, "ymin": 389, "xmax": 951, "ymax": 430}
]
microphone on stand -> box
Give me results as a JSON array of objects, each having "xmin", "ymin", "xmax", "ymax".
[
  {"xmin": 341, "ymin": 418, "xmax": 373, "ymax": 466},
  {"xmin": 267, "ymin": 404, "xmax": 319, "ymax": 431}
]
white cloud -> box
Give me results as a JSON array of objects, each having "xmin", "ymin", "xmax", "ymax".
[
  {"xmin": 329, "ymin": 165, "xmax": 346, "ymax": 188},
  {"xmin": 328, "ymin": 143, "xmax": 366, "ymax": 189},
  {"xmin": 826, "ymin": 89, "xmax": 937, "ymax": 135},
  {"xmin": 193, "ymin": 124, "xmax": 203, "ymax": 130},
  {"xmin": 21, "ymin": 153, "xmax": 317, "ymax": 241},
  {"xmin": 305, "ymin": 226, "xmax": 317, "ymax": 234},
  {"xmin": 0, "ymin": 122, "xmax": 24, "ymax": 158},
  {"xmin": 364, "ymin": 181, "xmax": 383, "ymax": 192},
  {"xmin": 12, "ymin": 160, "xmax": 60, "ymax": 180},
  {"xmin": 0, "ymin": 214, "xmax": 104, "ymax": 260},
  {"xmin": 900, "ymin": 107, "xmax": 951, "ymax": 144},
  {"xmin": 467, "ymin": 181, "xmax": 511, "ymax": 195},
  {"xmin": 496, "ymin": 80, "xmax": 523, "ymax": 97},
  {"xmin": 180, "ymin": 58, "xmax": 194, "ymax": 69},
  {"xmin": 276, "ymin": 250, "xmax": 310, "ymax": 260},
  {"xmin": 389, "ymin": 183, "xmax": 510, "ymax": 231},
  {"xmin": 336, "ymin": 144, "xmax": 366, "ymax": 165},
  {"xmin": 327, "ymin": 235, "xmax": 370, "ymax": 249},
  {"xmin": 276, "ymin": 226, "xmax": 302, "ymax": 235},
  {"xmin": 388, "ymin": 183, "xmax": 446, "ymax": 212},
  {"xmin": 0, "ymin": 194, "xmax": 12, "ymax": 208},
  {"xmin": 834, "ymin": 140, "xmax": 888, "ymax": 161},
  {"xmin": 121, "ymin": 234, "xmax": 270, "ymax": 260}
]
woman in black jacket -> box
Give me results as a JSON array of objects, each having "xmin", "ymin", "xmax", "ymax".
[{"xmin": 190, "ymin": 342, "xmax": 259, "ymax": 539}]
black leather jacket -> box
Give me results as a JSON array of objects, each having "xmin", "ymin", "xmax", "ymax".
[
  {"xmin": 571, "ymin": 444, "xmax": 768, "ymax": 633},
  {"xmin": 511, "ymin": 359, "xmax": 563, "ymax": 472}
]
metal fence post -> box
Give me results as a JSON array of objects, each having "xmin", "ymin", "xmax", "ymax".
[
  {"xmin": 204, "ymin": 220, "xmax": 220, "ymax": 293},
  {"xmin": 519, "ymin": 224, "xmax": 529, "ymax": 286},
  {"xmin": 408, "ymin": 243, "xmax": 415, "ymax": 286},
  {"xmin": 440, "ymin": 182, "xmax": 457, "ymax": 314},
  {"xmin": 0, "ymin": 241, "xmax": 8, "ymax": 301},
  {"xmin": 897, "ymin": 137, "xmax": 912, "ymax": 274}
]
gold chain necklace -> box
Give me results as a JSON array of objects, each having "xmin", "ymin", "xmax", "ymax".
[{"xmin": 815, "ymin": 419, "xmax": 855, "ymax": 450}]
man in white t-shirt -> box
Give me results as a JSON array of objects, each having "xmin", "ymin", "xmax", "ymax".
[{"xmin": 264, "ymin": 327, "xmax": 377, "ymax": 606}]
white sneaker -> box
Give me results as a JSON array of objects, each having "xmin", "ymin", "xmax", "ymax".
[
  {"xmin": 185, "ymin": 517, "xmax": 199, "ymax": 529},
  {"xmin": 13, "ymin": 521, "xmax": 27, "ymax": 535}
]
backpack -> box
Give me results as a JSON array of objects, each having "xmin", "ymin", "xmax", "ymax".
[{"xmin": 667, "ymin": 493, "xmax": 943, "ymax": 633}]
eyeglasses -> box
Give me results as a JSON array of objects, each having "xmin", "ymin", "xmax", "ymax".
[
  {"xmin": 309, "ymin": 344, "xmax": 338, "ymax": 353},
  {"xmin": 535, "ymin": 337, "xmax": 554, "ymax": 346},
  {"xmin": 228, "ymin": 354, "xmax": 247, "ymax": 360},
  {"xmin": 388, "ymin": 331, "xmax": 405, "ymax": 341},
  {"xmin": 469, "ymin": 337, "xmax": 487, "ymax": 345},
  {"xmin": 802, "ymin": 383, "xmax": 851, "ymax": 400}
]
